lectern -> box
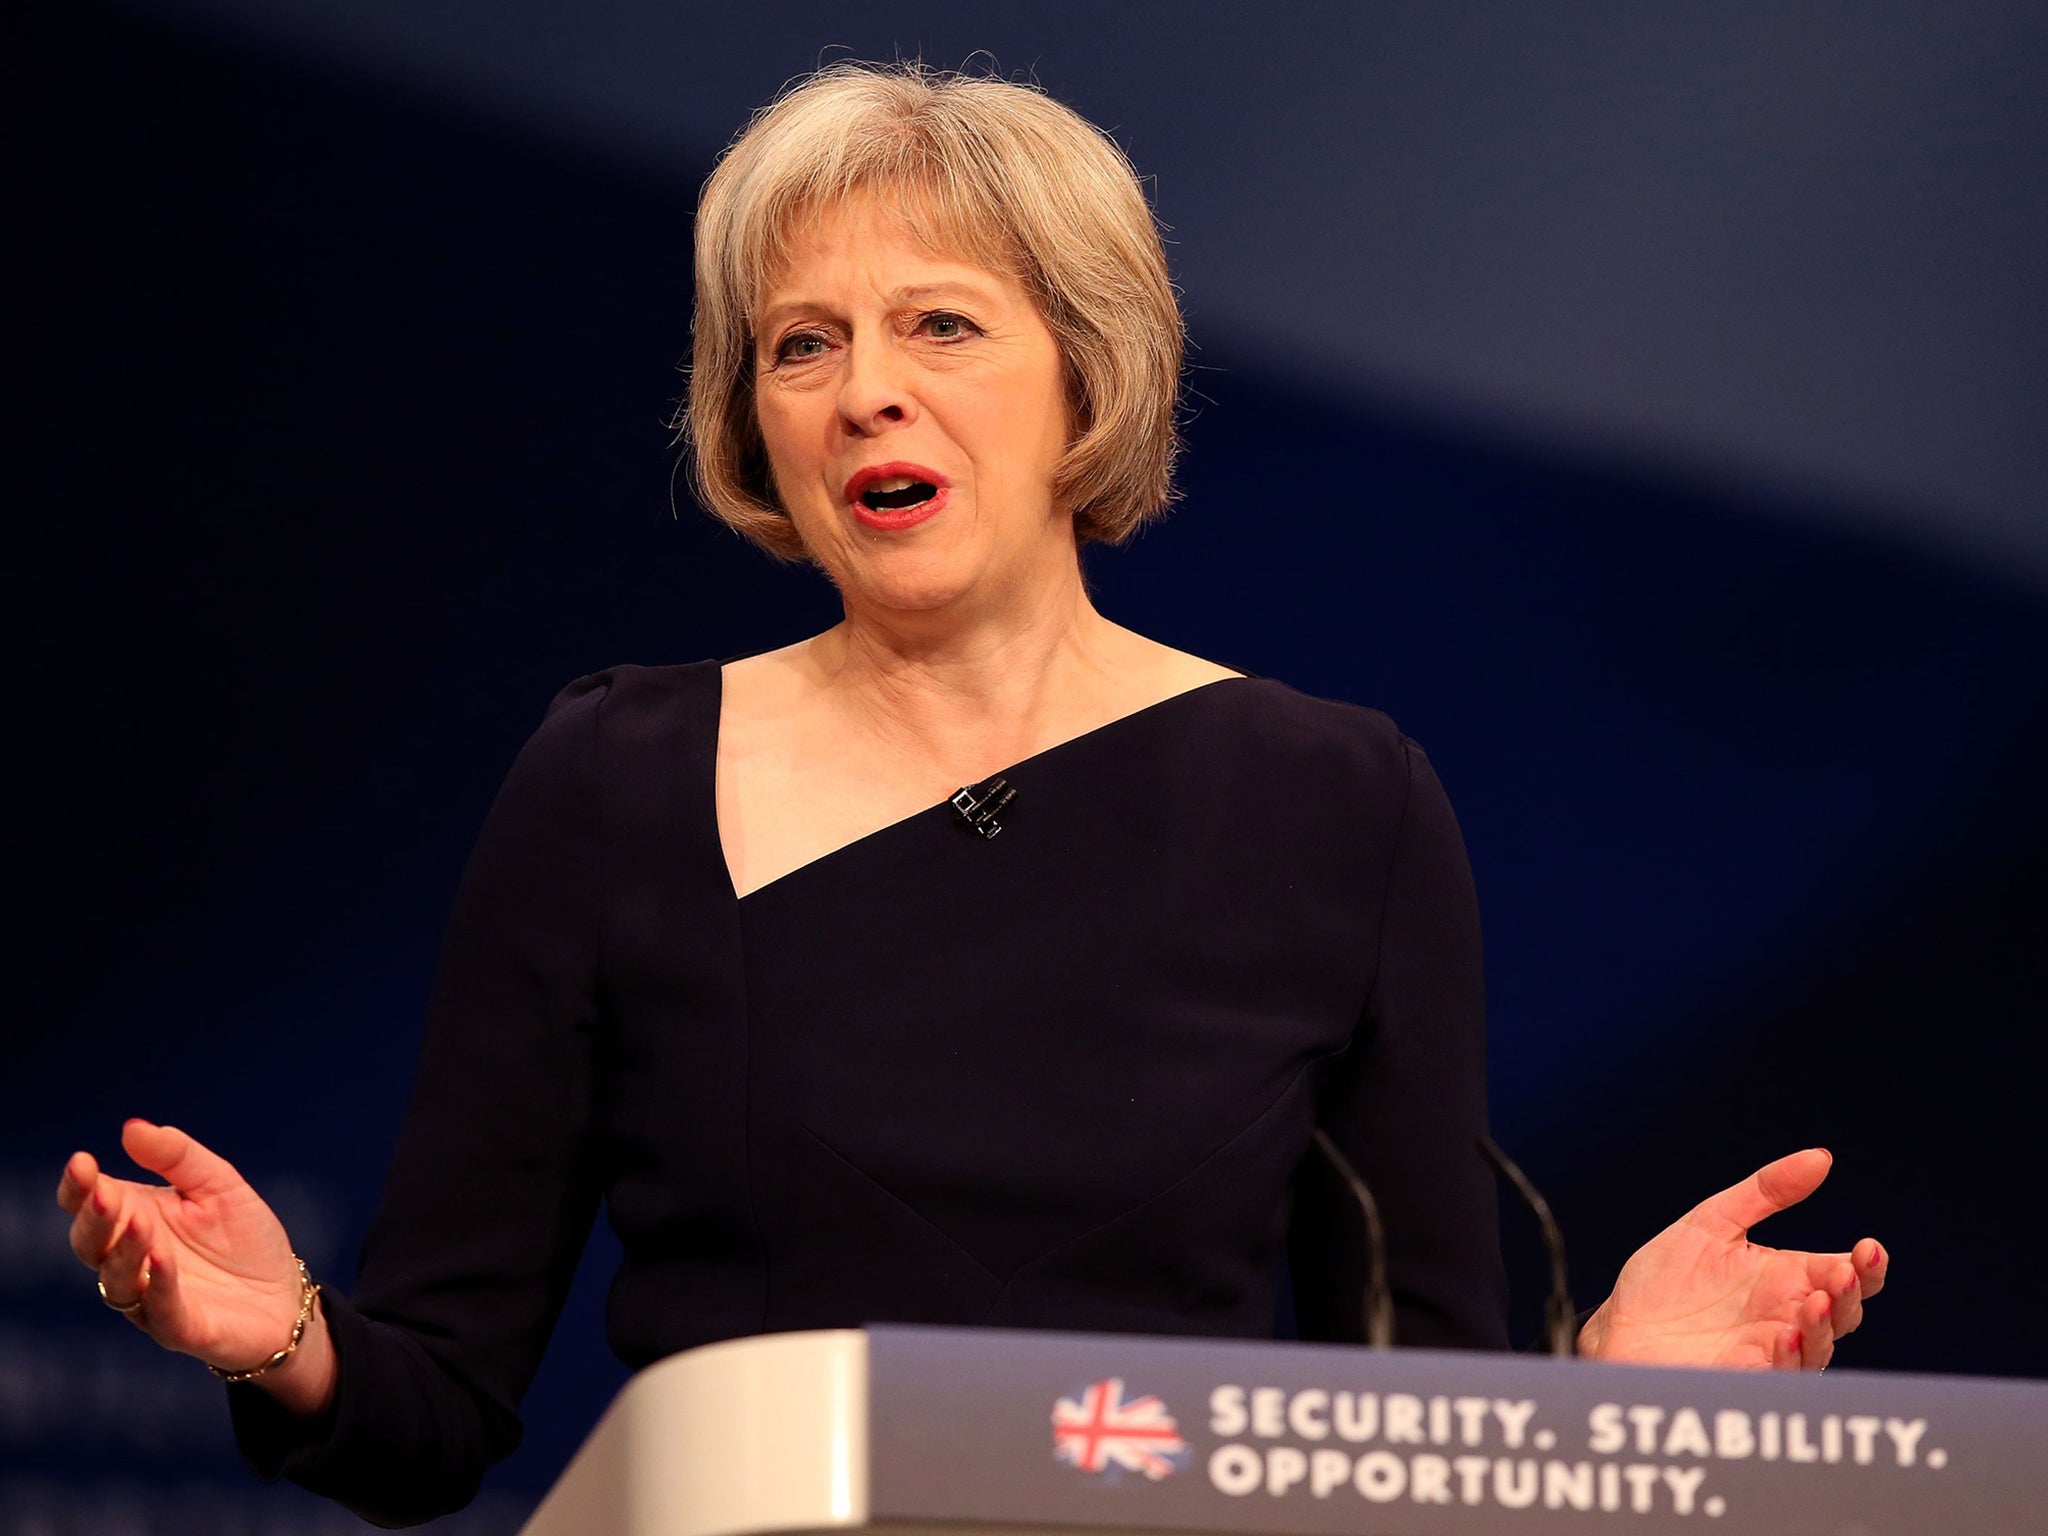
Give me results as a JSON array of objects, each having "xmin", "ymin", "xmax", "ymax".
[{"xmin": 521, "ymin": 1325, "xmax": 2048, "ymax": 1536}]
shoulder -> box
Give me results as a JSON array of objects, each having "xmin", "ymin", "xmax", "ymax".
[
  {"xmin": 1102, "ymin": 630, "xmax": 1416, "ymax": 773},
  {"xmin": 525, "ymin": 660, "xmax": 722, "ymax": 752},
  {"xmin": 492, "ymin": 662, "xmax": 724, "ymax": 814},
  {"xmin": 536, "ymin": 659, "xmax": 720, "ymax": 725},
  {"xmin": 471, "ymin": 662, "xmax": 726, "ymax": 867},
  {"xmin": 1101, "ymin": 675, "xmax": 1463, "ymax": 937},
  {"xmin": 1193, "ymin": 673, "xmax": 1420, "ymax": 789},
  {"xmin": 1115, "ymin": 674, "xmax": 1442, "ymax": 874},
  {"xmin": 1175, "ymin": 676, "xmax": 1461, "ymax": 874}
]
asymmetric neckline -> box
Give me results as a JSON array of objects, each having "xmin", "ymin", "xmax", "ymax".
[{"xmin": 711, "ymin": 665, "xmax": 1253, "ymax": 903}]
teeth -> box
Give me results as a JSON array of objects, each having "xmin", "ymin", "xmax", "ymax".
[{"xmin": 869, "ymin": 475, "xmax": 917, "ymax": 493}]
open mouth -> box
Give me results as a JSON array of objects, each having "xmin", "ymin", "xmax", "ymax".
[
  {"xmin": 844, "ymin": 463, "xmax": 951, "ymax": 528},
  {"xmin": 860, "ymin": 476, "xmax": 939, "ymax": 511}
]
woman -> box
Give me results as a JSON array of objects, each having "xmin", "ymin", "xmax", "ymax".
[{"xmin": 57, "ymin": 62, "xmax": 1885, "ymax": 1528}]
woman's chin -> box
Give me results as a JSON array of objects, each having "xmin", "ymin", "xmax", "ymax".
[
  {"xmin": 849, "ymin": 572, "xmax": 979, "ymax": 617},
  {"xmin": 826, "ymin": 544, "xmax": 991, "ymax": 616}
]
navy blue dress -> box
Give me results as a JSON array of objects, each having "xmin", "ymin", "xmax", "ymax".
[{"xmin": 232, "ymin": 662, "xmax": 1507, "ymax": 1526}]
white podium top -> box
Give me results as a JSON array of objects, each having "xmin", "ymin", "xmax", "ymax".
[{"xmin": 522, "ymin": 1330, "xmax": 869, "ymax": 1536}]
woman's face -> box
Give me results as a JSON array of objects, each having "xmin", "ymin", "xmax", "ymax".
[{"xmin": 751, "ymin": 196, "xmax": 1074, "ymax": 617}]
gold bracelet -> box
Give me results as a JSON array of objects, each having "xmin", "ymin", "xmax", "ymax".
[{"xmin": 207, "ymin": 1256, "xmax": 320, "ymax": 1384}]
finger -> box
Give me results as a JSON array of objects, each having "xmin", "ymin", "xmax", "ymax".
[
  {"xmin": 121, "ymin": 1120, "xmax": 242, "ymax": 1201},
  {"xmin": 69, "ymin": 1175, "xmax": 125, "ymax": 1267},
  {"xmin": 1854, "ymin": 1238, "xmax": 1888, "ymax": 1300},
  {"xmin": 1771, "ymin": 1323, "xmax": 1802, "ymax": 1372},
  {"xmin": 1798, "ymin": 1287, "xmax": 1836, "ymax": 1372},
  {"xmin": 98, "ymin": 1205, "xmax": 153, "ymax": 1312},
  {"xmin": 1825, "ymin": 1259, "xmax": 1865, "ymax": 1339},
  {"xmin": 56, "ymin": 1150, "xmax": 100, "ymax": 1214},
  {"xmin": 145, "ymin": 1242, "xmax": 181, "ymax": 1332},
  {"xmin": 1687, "ymin": 1148, "xmax": 1833, "ymax": 1240}
]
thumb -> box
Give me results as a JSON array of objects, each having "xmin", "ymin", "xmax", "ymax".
[
  {"xmin": 121, "ymin": 1120, "xmax": 244, "ymax": 1200},
  {"xmin": 1688, "ymin": 1148, "xmax": 1832, "ymax": 1239}
]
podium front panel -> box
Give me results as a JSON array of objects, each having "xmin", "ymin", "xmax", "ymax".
[{"xmin": 866, "ymin": 1324, "xmax": 2048, "ymax": 1536}]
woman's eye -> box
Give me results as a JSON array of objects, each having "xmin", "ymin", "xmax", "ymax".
[
  {"xmin": 920, "ymin": 312, "xmax": 976, "ymax": 340},
  {"xmin": 774, "ymin": 331, "xmax": 829, "ymax": 363}
]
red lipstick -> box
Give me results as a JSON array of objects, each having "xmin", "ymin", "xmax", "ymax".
[{"xmin": 843, "ymin": 461, "xmax": 952, "ymax": 531}]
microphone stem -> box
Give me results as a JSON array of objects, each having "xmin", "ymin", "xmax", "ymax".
[
  {"xmin": 1478, "ymin": 1133, "xmax": 1577, "ymax": 1357},
  {"xmin": 1311, "ymin": 1128, "xmax": 1394, "ymax": 1349}
]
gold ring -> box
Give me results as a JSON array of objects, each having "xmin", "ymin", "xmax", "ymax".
[{"xmin": 97, "ymin": 1272, "xmax": 148, "ymax": 1315}]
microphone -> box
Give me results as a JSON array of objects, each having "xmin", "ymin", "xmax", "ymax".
[
  {"xmin": 1477, "ymin": 1133, "xmax": 1577, "ymax": 1357},
  {"xmin": 1311, "ymin": 1128, "xmax": 1394, "ymax": 1348},
  {"xmin": 950, "ymin": 776, "xmax": 1016, "ymax": 839}
]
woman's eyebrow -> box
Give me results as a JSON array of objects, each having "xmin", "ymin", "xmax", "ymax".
[
  {"xmin": 755, "ymin": 280, "xmax": 1003, "ymax": 336},
  {"xmin": 755, "ymin": 299, "xmax": 829, "ymax": 333},
  {"xmin": 753, "ymin": 280, "xmax": 1007, "ymax": 344},
  {"xmin": 886, "ymin": 281, "xmax": 1000, "ymax": 308}
]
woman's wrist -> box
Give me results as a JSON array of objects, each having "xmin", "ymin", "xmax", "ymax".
[
  {"xmin": 246, "ymin": 1292, "xmax": 338, "ymax": 1419},
  {"xmin": 207, "ymin": 1257, "xmax": 319, "ymax": 1383}
]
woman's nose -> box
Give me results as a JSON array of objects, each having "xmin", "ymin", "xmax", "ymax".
[{"xmin": 836, "ymin": 339, "xmax": 916, "ymax": 433}]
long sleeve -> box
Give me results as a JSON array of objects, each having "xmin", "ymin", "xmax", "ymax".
[
  {"xmin": 230, "ymin": 676, "xmax": 610, "ymax": 1527},
  {"xmin": 1288, "ymin": 737, "xmax": 1510, "ymax": 1351}
]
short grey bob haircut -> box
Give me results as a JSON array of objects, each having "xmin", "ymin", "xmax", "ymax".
[{"xmin": 682, "ymin": 60, "xmax": 1185, "ymax": 561}]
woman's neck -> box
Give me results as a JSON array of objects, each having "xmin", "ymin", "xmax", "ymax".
[{"xmin": 802, "ymin": 559, "xmax": 1142, "ymax": 781}]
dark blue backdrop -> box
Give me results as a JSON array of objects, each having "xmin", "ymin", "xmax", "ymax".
[{"xmin": 10, "ymin": 4, "xmax": 2046, "ymax": 1533}]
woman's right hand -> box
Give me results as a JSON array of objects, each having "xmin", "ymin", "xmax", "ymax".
[{"xmin": 58, "ymin": 1119, "xmax": 337, "ymax": 1414}]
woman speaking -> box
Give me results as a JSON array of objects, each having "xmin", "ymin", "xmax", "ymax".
[{"xmin": 57, "ymin": 62, "xmax": 1885, "ymax": 1528}]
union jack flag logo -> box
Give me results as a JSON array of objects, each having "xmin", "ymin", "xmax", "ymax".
[{"xmin": 1051, "ymin": 1377, "xmax": 1187, "ymax": 1481}]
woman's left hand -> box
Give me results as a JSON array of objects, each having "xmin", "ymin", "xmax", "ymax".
[{"xmin": 1577, "ymin": 1148, "xmax": 1887, "ymax": 1370}]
